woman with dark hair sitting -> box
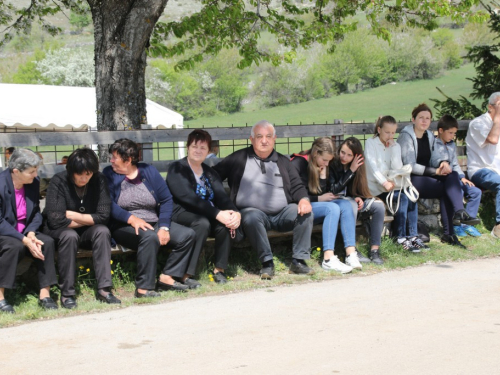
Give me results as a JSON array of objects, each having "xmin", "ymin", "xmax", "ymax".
[
  {"xmin": 103, "ymin": 139, "xmax": 195, "ymax": 297},
  {"xmin": 0, "ymin": 148, "xmax": 58, "ymax": 313},
  {"xmin": 43, "ymin": 148, "xmax": 119, "ymax": 308},
  {"xmin": 167, "ymin": 129, "xmax": 241, "ymax": 286},
  {"xmin": 329, "ymin": 137, "xmax": 387, "ymax": 266}
]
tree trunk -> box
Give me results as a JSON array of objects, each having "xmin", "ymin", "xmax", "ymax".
[{"xmin": 88, "ymin": 0, "xmax": 168, "ymax": 132}]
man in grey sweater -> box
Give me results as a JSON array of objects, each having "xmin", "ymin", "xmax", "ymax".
[{"xmin": 213, "ymin": 121, "xmax": 314, "ymax": 279}]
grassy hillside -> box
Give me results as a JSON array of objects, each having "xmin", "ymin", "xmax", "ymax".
[{"xmin": 185, "ymin": 63, "xmax": 480, "ymax": 128}]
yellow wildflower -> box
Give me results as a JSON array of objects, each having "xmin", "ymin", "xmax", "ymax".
[
  {"xmin": 316, "ymin": 247, "xmax": 321, "ymax": 251},
  {"xmin": 110, "ymin": 260, "xmax": 113, "ymax": 265},
  {"xmin": 111, "ymin": 270, "xmax": 114, "ymax": 275},
  {"xmin": 79, "ymin": 265, "xmax": 84, "ymax": 270},
  {"xmin": 86, "ymin": 268, "xmax": 90, "ymax": 272}
]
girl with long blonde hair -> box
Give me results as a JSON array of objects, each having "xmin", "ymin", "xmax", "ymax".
[{"xmin": 291, "ymin": 137, "xmax": 357, "ymax": 273}]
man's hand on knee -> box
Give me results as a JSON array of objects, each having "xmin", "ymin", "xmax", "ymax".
[{"xmin": 297, "ymin": 198, "xmax": 312, "ymax": 216}]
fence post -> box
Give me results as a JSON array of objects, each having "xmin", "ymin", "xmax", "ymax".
[
  {"xmin": 332, "ymin": 119, "xmax": 344, "ymax": 149},
  {"xmin": 141, "ymin": 124, "xmax": 154, "ymax": 163}
]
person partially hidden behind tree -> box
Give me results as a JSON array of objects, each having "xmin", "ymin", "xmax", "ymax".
[
  {"xmin": 466, "ymin": 92, "xmax": 500, "ymax": 238},
  {"xmin": 213, "ymin": 120, "xmax": 314, "ymax": 279}
]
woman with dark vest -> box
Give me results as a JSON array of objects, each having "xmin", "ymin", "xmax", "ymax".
[
  {"xmin": 0, "ymin": 148, "xmax": 58, "ymax": 313},
  {"xmin": 103, "ymin": 139, "xmax": 195, "ymax": 297},
  {"xmin": 167, "ymin": 129, "xmax": 241, "ymax": 286},
  {"xmin": 43, "ymin": 148, "xmax": 119, "ymax": 308}
]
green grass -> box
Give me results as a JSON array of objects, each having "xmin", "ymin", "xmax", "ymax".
[
  {"xmin": 185, "ymin": 63, "xmax": 480, "ymax": 129},
  {"xmin": 1, "ymin": 224, "xmax": 499, "ymax": 328}
]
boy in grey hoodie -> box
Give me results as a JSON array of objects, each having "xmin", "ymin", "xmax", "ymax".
[{"xmin": 431, "ymin": 115, "xmax": 482, "ymax": 237}]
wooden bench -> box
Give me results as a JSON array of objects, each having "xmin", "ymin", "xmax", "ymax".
[{"xmin": 75, "ymin": 216, "xmax": 395, "ymax": 258}]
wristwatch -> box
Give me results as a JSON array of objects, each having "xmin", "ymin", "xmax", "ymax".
[{"xmin": 159, "ymin": 226, "xmax": 170, "ymax": 232}]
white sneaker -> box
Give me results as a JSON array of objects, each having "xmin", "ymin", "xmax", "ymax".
[
  {"xmin": 346, "ymin": 252, "xmax": 362, "ymax": 270},
  {"xmin": 322, "ymin": 256, "xmax": 353, "ymax": 274}
]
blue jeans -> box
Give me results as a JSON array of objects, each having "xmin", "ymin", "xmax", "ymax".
[
  {"xmin": 312, "ymin": 199, "xmax": 356, "ymax": 250},
  {"xmin": 379, "ymin": 191, "xmax": 418, "ymax": 238},
  {"xmin": 461, "ymin": 181, "xmax": 482, "ymax": 219},
  {"xmin": 470, "ymin": 168, "xmax": 500, "ymax": 223}
]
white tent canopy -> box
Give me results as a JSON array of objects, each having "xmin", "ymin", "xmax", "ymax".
[{"xmin": 0, "ymin": 83, "xmax": 183, "ymax": 131}]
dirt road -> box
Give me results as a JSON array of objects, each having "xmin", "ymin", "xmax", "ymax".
[{"xmin": 2, "ymin": 258, "xmax": 500, "ymax": 374}]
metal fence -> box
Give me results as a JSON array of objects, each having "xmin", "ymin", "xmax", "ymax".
[{"xmin": 0, "ymin": 120, "xmax": 471, "ymax": 170}]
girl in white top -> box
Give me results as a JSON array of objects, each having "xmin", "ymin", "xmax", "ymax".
[{"xmin": 365, "ymin": 116, "xmax": 426, "ymax": 252}]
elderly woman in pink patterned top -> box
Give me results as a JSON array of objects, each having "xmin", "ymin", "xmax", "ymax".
[{"xmin": 0, "ymin": 148, "xmax": 58, "ymax": 313}]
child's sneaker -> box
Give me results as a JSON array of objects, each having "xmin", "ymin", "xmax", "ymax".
[
  {"xmin": 398, "ymin": 237, "xmax": 420, "ymax": 253},
  {"xmin": 454, "ymin": 225, "xmax": 467, "ymax": 237},
  {"xmin": 463, "ymin": 224, "xmax": 481, "ymax": 237},
  {"xmin": 411, "ymin": 236, "xmax": 430, "ymax": 251}
]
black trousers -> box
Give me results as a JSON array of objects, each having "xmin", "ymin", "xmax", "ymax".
[
  {"xmin": 111, "ymin": 222, "xmax": 195, "ymax": 290},
  {"xmin": 0, "ymin": 233, "xmax": 57, "ymax": 290},
  {"xmin": 173, "ymin": 208, "xmax": 238, "ymax": 275},
  {"xmin": 411, "ymin": 172, "xmax": 464, "ymax": 235},
  {"xmin": 44, "ymin": 225, "xmax": 112, "ymax": 297}
]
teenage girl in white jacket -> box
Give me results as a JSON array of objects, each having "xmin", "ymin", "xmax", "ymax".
[{"xmin": 365, "ymin": 116, "xmax": 427, "ymax": 252}]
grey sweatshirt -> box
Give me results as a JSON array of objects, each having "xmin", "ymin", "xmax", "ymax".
[
  {"xmin": 397, "ymin": 124, "xmax": 436, "ymax": 176},
  {"xmin": 430, "ymin": 138, "xmax": 465, "ymax": 178}
]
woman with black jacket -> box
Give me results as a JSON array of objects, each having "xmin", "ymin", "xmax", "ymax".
[
  {"xmin": 43, "ymin": 148, "xmax": 120, "ymax": 308},
  {"xmin": 167, "ymin": 130, "xmax": 241, "ymax": 285},
  {"xmin": 329, "ymin": 137, "xmax": 386, "ymax": 265}
]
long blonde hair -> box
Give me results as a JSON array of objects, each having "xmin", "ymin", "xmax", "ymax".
[{"xmin": 299, "ymin": 137, "xmax": 335, "ymax": 194}]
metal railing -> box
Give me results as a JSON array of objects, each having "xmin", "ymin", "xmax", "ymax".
[{"xmin": 0, "ymin": 120, "xmax": 471, "ymax": 171}]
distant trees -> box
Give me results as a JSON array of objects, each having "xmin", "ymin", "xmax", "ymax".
[
  {"xmin": 431, "ymin": 4, "xmax": 500, "ymax": 119},
  {"xmin": 0, "ymin": 0, "xmax": 487, "ymax": 131},
  {"xmin": 10, "ymin": 47, "xmax": 94, "ymax": 87},
  {"xmin": 145, "ymin": 49, "xmax": 248, "ymax": 120}
]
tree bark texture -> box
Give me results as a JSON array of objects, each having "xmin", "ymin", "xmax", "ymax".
[{"xmin": 88, "ymin": 0, "xmax": 168, "ymax": 131}]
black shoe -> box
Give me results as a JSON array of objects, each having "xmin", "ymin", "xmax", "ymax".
[
  {"xmin": 369, "ymin": 251, "xmax": 384, "ymax": 265},
  {"xmin": 411, "ymin": 236, "xmax": 430, "ymax": 251},
  {"xmin": 441, "ymin": 234, "xmax": 467, "ymax": 249},
  {"xmin": 134, "ymin": 289, "xmax": 161, "ymax": 298},
  {"xmin": 289, "ymin": 261, "xmax": 314, "ymax": 275},
  {"xmin": 212, "ymin": 272, "xmax": 228, "ymax": 284},
  {"xmin": 259, "ymin": 266, "xmax": 275, "ymax": 279},
  {"xmin": 97, "ymin": 292, "xmax": 121, "ymax": 304},
  {"xmin": 452, "ymin": 209, "xmax": 481, "ymax": 226},
  {"xmin": 399, "ymin": 237, "xmax": 420, "ymax": 253},
  {"xmin": 156, "ymin": 280, "xmax": 189, "ymax": 292},
  {"xmin": 356, "ymin": 249, "xmax": 371, "ymax": 263},
  {"xmin": 183, "ymin": 278, "xmax": 202, "ymax": 289},
  {"xmin": 61, "ymin": 296, "xmax": 77, "ymax": 309},
  {"xmin": 39, "ymin": 297, "xmax": 58, "ymax": 310},
  {"xmin": 0, "ymin": 299, "xmax": 14, "ymax": 313}
]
